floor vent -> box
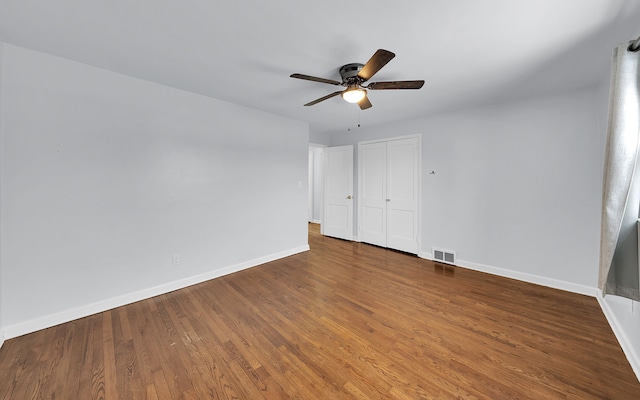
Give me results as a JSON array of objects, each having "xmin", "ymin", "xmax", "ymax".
[{"xmin": 433, "ymin": 248, "xmax": 456, "ymax": 265}]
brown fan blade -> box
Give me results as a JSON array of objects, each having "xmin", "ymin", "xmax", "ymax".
[
  {"xmin": 304, "ymin": 91, "xmax": 344, "ymax": 106},
  {"xmin": 358, "ymin": 94, "xmax": 372, "ymax": 110},
  {"xmin": 290, "ymin": 73, "xmax": 342, "ymax": 86},
  {"xmin": 367, "ymin": 80, "xmax": 425, "ymax": 90},
  {"xmin": 357, "ymin": 49, "xmax": 396, "ymax": 82}
]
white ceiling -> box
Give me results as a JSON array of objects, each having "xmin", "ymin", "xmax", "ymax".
[{"xmin": 1, "ymin": 0, "xmax": 639, "ymax": 135}]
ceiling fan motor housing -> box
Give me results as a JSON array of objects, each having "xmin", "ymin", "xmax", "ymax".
[{"xmin": 339, "ymin": 63, "xmax": 364, "ymax": 84}]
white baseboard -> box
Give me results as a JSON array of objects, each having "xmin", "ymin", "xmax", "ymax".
[
  {"xmin": 597, "ymin": 293, "xmax": 640, "ymax": 383},
  {"xmin": 3, "ymin": 245, "xmax": 310, "ymax": 340},
  {"xmin": 309, "ymin": 219, "xmax": 321, "ymax": 224},
  {"xmin": 0, "ymin": 329, "xmax": 4, "ymax": 350},
  {"xmin": 457, "ymin": 258, "xmax": 598, "ymax": 296},
  {"xmin": 419, "ymin": 252, "xmax": 597, "ymax": 296},
  {"xmin": 420, "ymin": 251, "xmax": 433, "ymax": 260}
]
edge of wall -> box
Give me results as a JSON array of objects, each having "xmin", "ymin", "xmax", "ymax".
[
  {"xmin": 597, "ymin": 293, "xmax": 640, "ymax": 382},
  {"xmin": 3, "ymin": 245, "xmax": 310, "ymax": 340},
  {"xmin": 419, "ymin": 252, "xmax": 597, "ymax": 296}
]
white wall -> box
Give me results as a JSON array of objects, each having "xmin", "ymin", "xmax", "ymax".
[
  {"xmin": 0, "ymin": 44, "xmax": 309, "ymax": 337},
  {"xmin": 0, "ymin": 40, "xmax": 4, "ymax": 348},
  {"xmin": 309, "ymin": 131, "xmax": 330, "ymax": 146},
  {"xmin": 330, "ymin": 86, "xmax": 602, "ymax": 294}
]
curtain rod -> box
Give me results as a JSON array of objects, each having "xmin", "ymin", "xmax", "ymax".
[{"xmin": 629, "ymin": 35, "xmax": 640, "ymax": 52}]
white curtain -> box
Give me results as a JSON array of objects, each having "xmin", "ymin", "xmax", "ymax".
[{"xmin": 599, "ymin": 42, "xmax": 640, "ymax": 300}]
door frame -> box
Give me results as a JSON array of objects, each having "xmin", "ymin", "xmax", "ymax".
[{"xmin": 357, "ymin": 134, "xmax": 422, "ymax": 254}]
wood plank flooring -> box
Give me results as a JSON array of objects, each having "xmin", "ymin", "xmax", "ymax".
[{"xmin": 1, "ymin": 223, "xmax": 639, "ymax": 399}]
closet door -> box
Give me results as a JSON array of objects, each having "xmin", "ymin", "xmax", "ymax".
[
  {"xmin": 358, "ymin": 137, "xmax": 419, "ymax": 254},
  {"xmin": 359, "ymin": 142, "xmax": 387, "ymax": 247},
  {"xmin": 386, "ymin": 138, "xmax": 419, "ymax": 253}
]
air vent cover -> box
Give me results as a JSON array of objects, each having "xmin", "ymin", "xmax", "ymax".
[{"xmin": 433, "ymin": 248, "xmax": 456, "ymax": 265}]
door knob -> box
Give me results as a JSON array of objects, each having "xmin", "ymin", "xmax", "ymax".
[
  {"xmin": 347, "ymin": 195, "xmax": 352, "ymax": 199},
  {"xmin": 386, "ymin": 199, "xmax": 390, "ymax": 202}
]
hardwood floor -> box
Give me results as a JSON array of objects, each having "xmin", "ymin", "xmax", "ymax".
[{"xmin": 1, "ymin": 223, "xmax": 639, "ymax": 399}]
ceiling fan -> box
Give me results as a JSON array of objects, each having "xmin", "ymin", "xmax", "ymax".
[{"xmin": 290, "ymin": 49, "xmax": 424, "ymax": 110}]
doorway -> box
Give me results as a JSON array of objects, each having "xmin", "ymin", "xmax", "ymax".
[{"xmin": 308, "ymin": 144, "xmax": 325, "ymax": 224}]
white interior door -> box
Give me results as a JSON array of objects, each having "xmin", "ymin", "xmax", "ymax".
[
  {"xmin": 358, "ymin": 137, "xmax": 419, "ymax": 254},
  {"xmin": 359, "ymin": 142, "xmax": 387, "ymax": 247},
  {"xmin": 386, "ymin": 138, "xmax": 419, "ymax": 253},
  {"xmin": 322, "ymin": 145, "xmax": 353, "ymax": 240}
]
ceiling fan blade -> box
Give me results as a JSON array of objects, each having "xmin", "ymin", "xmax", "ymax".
[
  {"xmin": 304, "ymin": 91, "xmax": 344, "ymax": 106},
  {"xmin": 357, "ymin": 49, "xmax": 396, "ymax": 82},
  {"xmin": 290, "ymin": 73, "xmax": 342, "ymax": 86},
  {"xmin": 367, "ymin": 80, "xmax": 425, "ymax": 90},
  {"xmin": 358, "ymin": 94, "xmax": 372, "ymax": 110}
]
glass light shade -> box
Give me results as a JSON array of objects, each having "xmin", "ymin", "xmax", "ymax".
[{"xmin": 342, "ymin": 88, "xmax": 366, "ymax": 103}]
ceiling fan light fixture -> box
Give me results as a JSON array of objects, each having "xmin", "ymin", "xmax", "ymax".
[{"xmin": 342, "ymin": 88, "xmax": 366, "ymax": 103}]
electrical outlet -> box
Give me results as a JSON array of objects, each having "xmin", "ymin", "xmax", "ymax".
[{"xmin": 172, "ymin": 254, "xmax": 181, "ymax": 266}]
